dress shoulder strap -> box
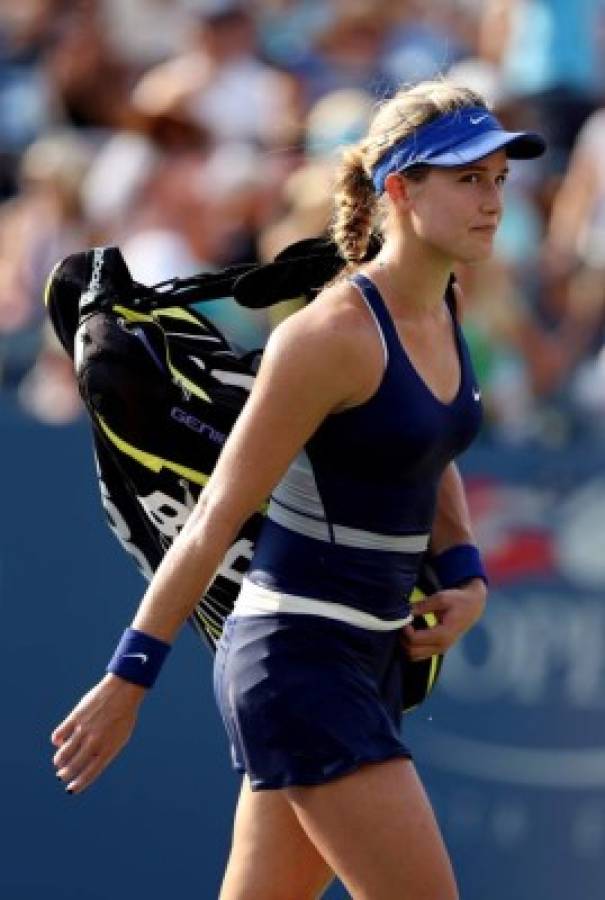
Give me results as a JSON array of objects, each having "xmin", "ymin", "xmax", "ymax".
[{"xmin": 348, "ymin": 272, "xmax": 399, "ymax": 366}]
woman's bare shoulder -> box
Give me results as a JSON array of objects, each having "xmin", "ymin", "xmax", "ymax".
[
  {"xmin": 263, "ymin": 277, "xmax": 384, "ymax": 409},
  {"xmin": 287, "ymin": 277, "xmax": 378, "ymax": 341}
]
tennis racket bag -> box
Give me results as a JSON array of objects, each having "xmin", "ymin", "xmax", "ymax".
[{"xmin": 45, "ymin": 238, "xmax": 443, "ymax": 710}]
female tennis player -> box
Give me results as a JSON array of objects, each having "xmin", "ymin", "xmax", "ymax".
[{"xmin": 52, "ymin": 79, "xmax": 545, "ymax": 899}]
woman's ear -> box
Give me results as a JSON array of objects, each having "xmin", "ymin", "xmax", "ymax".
[{"xmin": 383, "ymin": 172, "xmax": 412, "ymax": 207}]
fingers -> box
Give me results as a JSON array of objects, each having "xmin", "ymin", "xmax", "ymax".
[
  {"xmin": 53, "ymin": 724, "xmax": 122, "ymax": 795},
  {"xmin": 54, "ymin": 729, "xmax": 119, "ymax": 795},
  {"xmin": 402, "ymin": 624, "xmax": 447, "ymax": 661},
  {"xmin": 406, "ymin": 647, "xmax": 441, "ymax": 663},
  {"xmin": 413, "ymin": 585, "xmax": 486, "ymax": 632},
  {"xmin": 402, "ymin": 594, "xmax": 456, "ymax": 658},
  {"xmin": 53, "ymin": 724, "xmax": 85, "ymax": 770},
  {"xmin": 56, "ymin": 737, "xmax": 99, "ymax": 789},
  {"xmin": 404, "ymin": 623, "xmax": 442, "ymax": 647},
  {"xmin": 64, "ymin": 753, "xmax": 107, "ymax": 795},
  {"xmin": 51, "ymin": 711, "xmax": 80, "ymax": 748},
  {"xmin": 410, "ymin": 591, "xmax": 451, "ymax": 617},
  {"xmin": 403, "ymin": 586, "xmax": 484, "ymax": 660}
]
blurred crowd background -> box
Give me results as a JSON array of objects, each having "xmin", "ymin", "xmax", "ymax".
[
  {"xmin": 5, "ymin": 7, "xmax": 605, "ymax": 897},
  {"xmin": 2, "ymin": 0, "xmax": 605, "ymax": 443}
]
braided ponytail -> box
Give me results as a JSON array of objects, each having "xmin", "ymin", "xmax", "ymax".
[{"xmin": 331, "ymin": 145, "xmax": 377, "ymax": 264}]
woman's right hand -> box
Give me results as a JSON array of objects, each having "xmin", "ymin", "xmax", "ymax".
[{"xmin": 51, "ymin": 674, "xmax": 147, "ymax": 794}]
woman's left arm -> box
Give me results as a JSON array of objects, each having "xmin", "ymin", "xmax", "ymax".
[{"xmin": 402, "ymin": 461, "xmax": 488, "ymax": 661}]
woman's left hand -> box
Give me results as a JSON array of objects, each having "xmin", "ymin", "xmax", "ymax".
[{"xmin": 401, "ymin": 578, "xmax": 487, "ymax": 661}]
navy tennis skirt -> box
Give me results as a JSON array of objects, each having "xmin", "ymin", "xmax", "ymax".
[{"xmin": 213, "ymin": 612, "xmax": 412, "ymax": 791}]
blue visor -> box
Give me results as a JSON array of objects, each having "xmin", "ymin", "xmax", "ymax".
[{"xmin": 371, "ymin": 106, "xmax": 546, "ymax": 194}]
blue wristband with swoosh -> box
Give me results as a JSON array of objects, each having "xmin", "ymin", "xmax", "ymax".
[{"xmin": 106, "ymin": 627, "xmax": 171, "ymax": 688}]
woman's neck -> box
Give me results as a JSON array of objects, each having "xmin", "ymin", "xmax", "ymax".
[{"xmin": 365, "ymin": 234, "xmax": 453, "ymax": 318}]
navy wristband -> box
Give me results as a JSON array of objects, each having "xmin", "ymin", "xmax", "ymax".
[
  {"xmin": 431, "ymin": 544, "xmax": 488, "ymax": 589},
  {"xmin": 106, "ymin": 627, "xmax": 171, "ymax": 689}
]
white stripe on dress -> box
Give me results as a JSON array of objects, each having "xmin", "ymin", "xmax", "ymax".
[{"xmin": 233, "ymin": 577, "xmax": 413, "ymax": 631}]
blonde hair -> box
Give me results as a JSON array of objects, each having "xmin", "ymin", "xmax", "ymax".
[{"xmin": 331, "ymin": 80, "xmax": 487, "ymax": 264}]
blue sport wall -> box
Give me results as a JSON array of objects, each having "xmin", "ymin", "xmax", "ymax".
[{"xmin": 3, "ymin": 406, "xmax": 604, "ymax": 899}]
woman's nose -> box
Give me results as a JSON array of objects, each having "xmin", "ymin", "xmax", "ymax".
[{"xmin": 480, "ymin": 182, "xmax": 503, "ymax": 215}]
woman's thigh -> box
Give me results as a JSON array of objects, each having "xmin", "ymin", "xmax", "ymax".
[
  {"xmin": 285, "ymin": 758, "xmax": 458, "ymax": 900},
  {"xmin": 220, "ymin": 777, "xmax": 334, "ymax": 900}
]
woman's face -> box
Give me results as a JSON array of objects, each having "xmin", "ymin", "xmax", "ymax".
[{"xmin": 401, "ymin": 149, "xmax": 508, "ymax": 264}]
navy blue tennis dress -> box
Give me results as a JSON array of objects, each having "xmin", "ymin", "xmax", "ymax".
[{"xmin": 213, "ymin": 273, "xmax": 482, "ymax": 790}]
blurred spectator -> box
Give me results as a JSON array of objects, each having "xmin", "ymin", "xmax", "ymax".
[
  {"xmin": 120, "ymin": 141, "xmax": 275, "ymax": 350},
  {"xmin": 305, "ymin": 87, "xmax": 373, "ymax": 160},
  {"xmin": 254, "ymin": 0, "xmax": 332, "ymax": 68},
  {"xmin": 120, "ymin": 141, "xmax": 274, "ymax": 280},
  {"xmin": 260, "ymin": 88, "xmax": 373, "ymax": 260},
  {"xmin": 478, "ymin": 0, "xmax": 605, "ymax": 173},
  {"xmin": 0, "ymin": 129, "xmax": 92, "ymax": 390},
  {"xmin": 131, "ymin": 2, "xmax": 301, "ymax": 148},
  {"xmin": 382, "ymin": 0, "xmax": 474, "ymax": 86},
  {"xmin": 81, "ymin": 94, "xmax": 213, "ymax": 241},
  {"xmin": 548, "ymin": 107, "xmax": 605, "ymax": 273},
  {"xmin": 259, "ymin": 159, "xmax": 333, "ymax": 263},
  {"xmin": 120, "ymin": 150, "xmax": 232, "ymax": 283},
  {"xmin": 287, "ymin": 1, "xmax": 395, "ymax": 103},
  {"xmin": 101, "ymin": 0, "xmax": 194, "ymax": 68},
  {"xmin": 17, "ymin": 320, "xmax": 82, "ymax": 424},
  {"xmin": 44, "ymin": 4, "xmax": 136, "ymax": 130},
  {"xmin": 454, "ymin": 258, "xmax": 578, "ymax": 444},
  {"xmin": 0, "ymin": 0, "xmax": 63, "ymax": 197},
  {"xmin": 545, "ymin": 105, "xmax": 605, "ymax": 420}
]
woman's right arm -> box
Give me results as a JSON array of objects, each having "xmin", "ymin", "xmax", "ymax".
[{"xmin": 51, "ymin": 295, "xmax": 371, "ymax": 794}]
